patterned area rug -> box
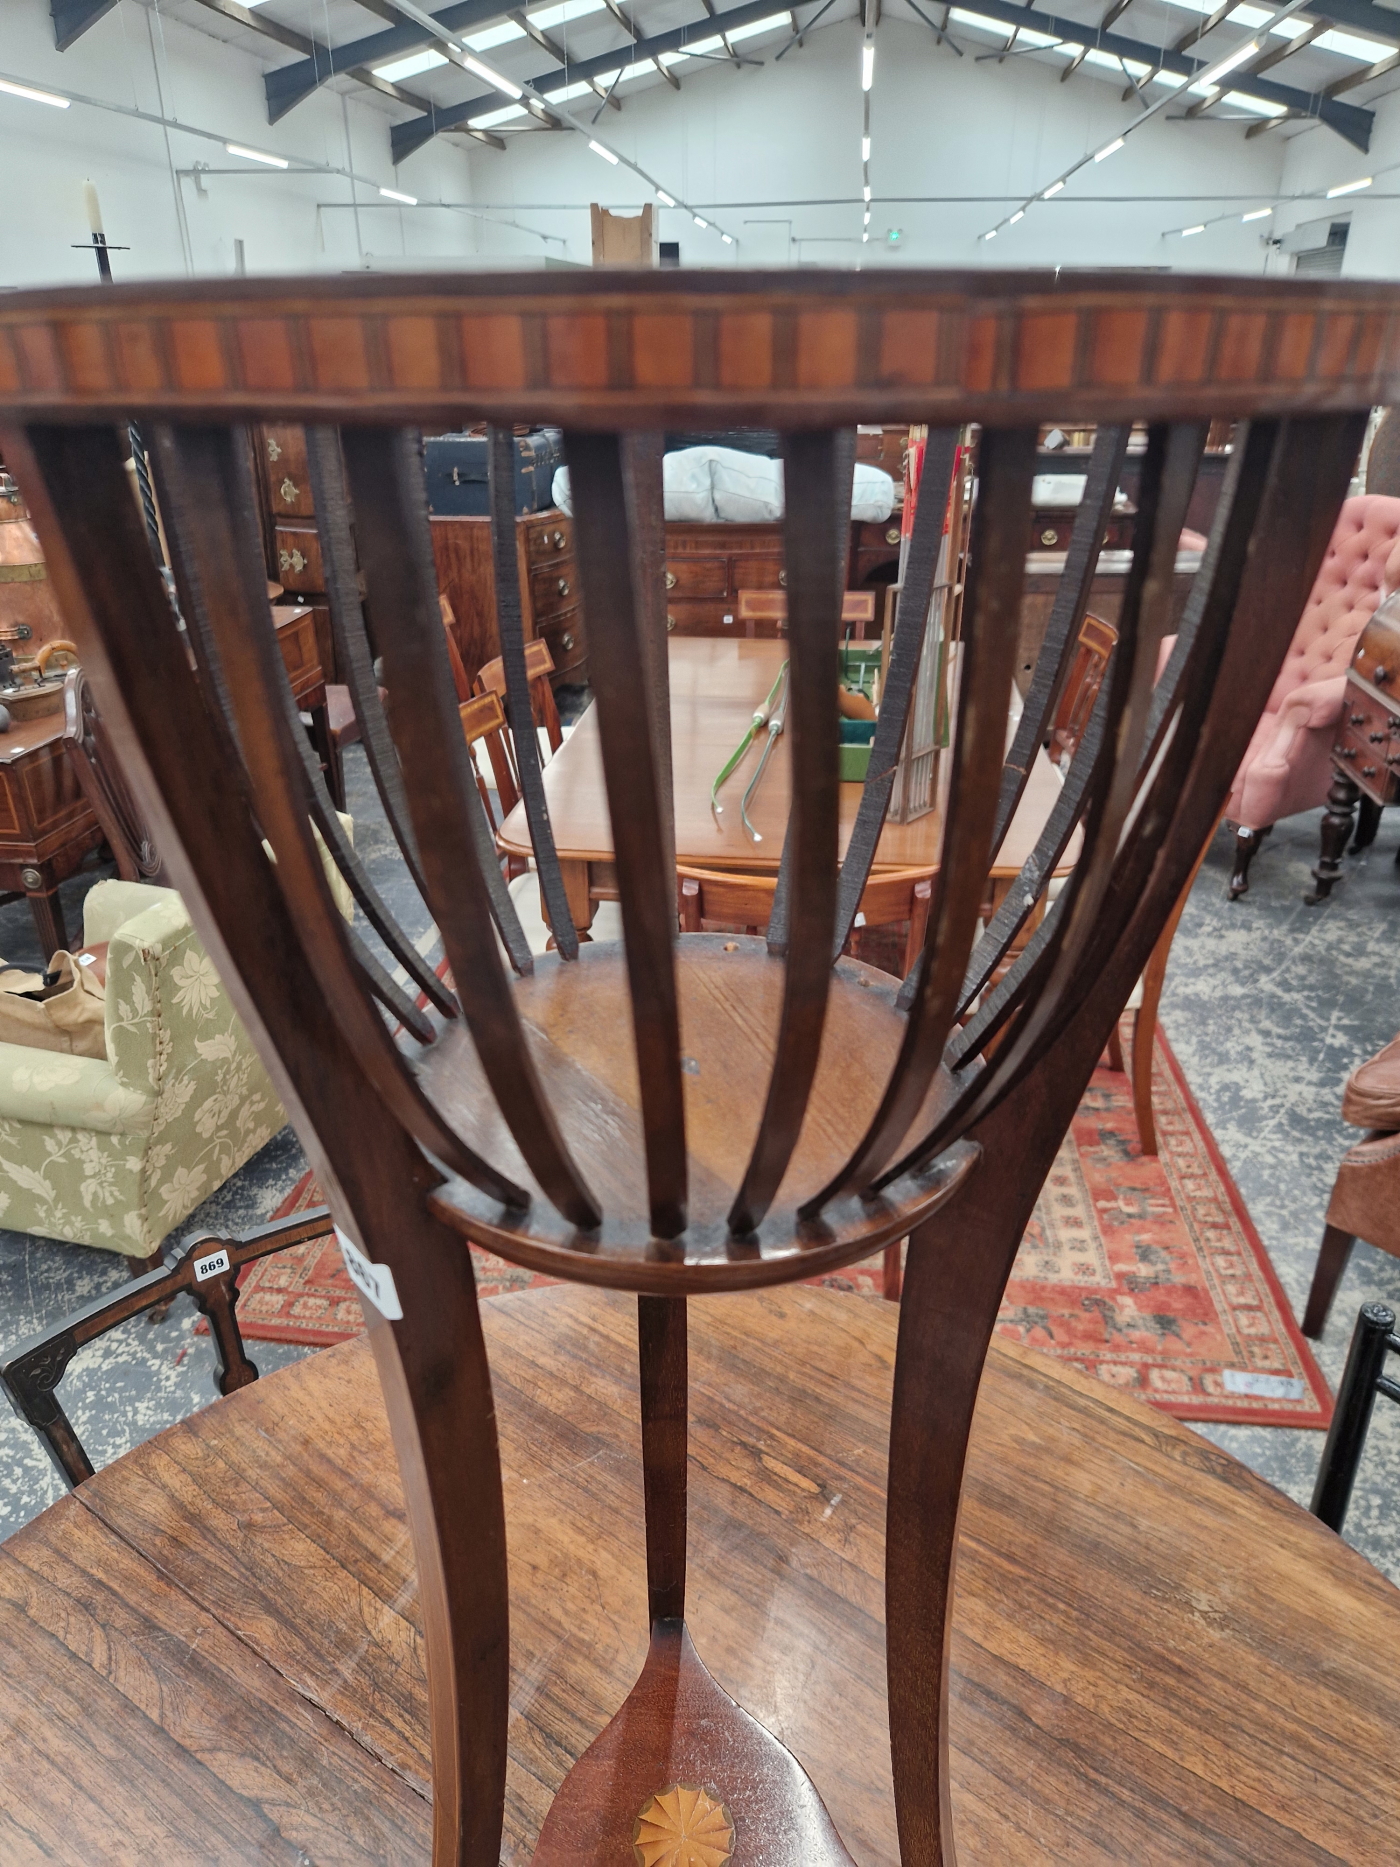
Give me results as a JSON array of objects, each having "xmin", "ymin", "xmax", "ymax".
[{"xmin": 222, "ymin": 1026, "xmax": 1330, "ymax": 1428}]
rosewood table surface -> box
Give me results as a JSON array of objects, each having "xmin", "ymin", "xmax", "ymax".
[
  {"xmin": 496, "ymin": 639, "xmax": 1077, "ymax": 906},
  {"xmin": 0, "ymin": 1281, "xmax": 1395, "ymax": 1864}
]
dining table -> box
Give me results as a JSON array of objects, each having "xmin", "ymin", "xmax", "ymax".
[
  {"xmin": 497, "ymin": 637, "xmax": 1077, "ymax": 936},
  {"xmin": 1, "ymin": 1280, "xmax": 1397, "ymax": 1863}
]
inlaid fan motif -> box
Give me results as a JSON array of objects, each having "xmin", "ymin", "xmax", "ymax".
[{"xmin": 632, "ymin": 1783, "xmax": 735, "ymax": 1867}]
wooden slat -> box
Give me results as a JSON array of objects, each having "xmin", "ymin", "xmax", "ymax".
[
  {"xmin": 152, "ymin": 423, "xmax": 521, "ymax": 1200},
  {"xmin": 342, "ymin": 426, "xmax": 602, "ymax": 1232},
  {"xmin": 829, "ymin": 428, "xmax": 959, "ymax": 960},
  {"xmin": 565, "ymin": 431, "xmax": 688, "ymax": 1240},
  {"xmin": 991, "ymin": 421, "xmax": 1129, "ymax": 855},
  {"xmin": 807, "ymin": 428, "xmax": 1038, "ymax": 1214},
  {"xmin": 728, "ymin": 431, "xmax": 851, "ymax": 1235},
  {"xmin": 622, "ymin": 432, "xmax": 675, "ymax": 884},
  {"xmin": 151, "ymin": 423, "xmax": 451, "ymax": 1033},
  {"xmin": 302, "ymin": 427, "xmax": 435, "ymax": 903},
  {"xmin": 487, "ymin": 424, "xmax": 580, "ymax": 961}
]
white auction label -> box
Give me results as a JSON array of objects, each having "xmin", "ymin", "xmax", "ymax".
[
  {"xmin": 192, "ymin": 1248, "xmax": 230, "ymax": 1282},
  {"xmin": 1221, "ymin": 1369, "xmax": 1305, "ymax": 1401},
  {"xmin": 334, "ymin": 1225, "xmax": 404, "ymax": 1321}
]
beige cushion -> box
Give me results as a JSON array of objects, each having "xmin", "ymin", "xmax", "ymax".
[{"xmin": 0, "ymin": 951, "xmax": 107, "ymax": 1059}]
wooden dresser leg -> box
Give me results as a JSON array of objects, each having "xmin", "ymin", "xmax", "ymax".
[
  {"xmin": 1227, "ymin": 824, "xmax": 1270, "ymax": 900},
  {"xmin": 1307, "ymin": 775, "xmax": 1359, "ymax": 904}
]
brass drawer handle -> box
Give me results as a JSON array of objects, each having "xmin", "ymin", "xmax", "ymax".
[
  {"xmin": 1041, "ymin": 528, "xmax": 1058, "ymax": 546},
  {"xmin": 778, "ymin": 569, "xmax": 787, "ymax": 588},
  {"xmin": 560, "ymin": 631, "xmax": 574, "ymax": 652},
  {"xmin": 667, "ymin": 614, "xmax": 676, "ymax": 632},
  {"xmin": 885, "ymin": 526, "xmax": 900, "ymax": 545},
  {"xmin": 266, "ymin": 436, "xmax": 283, "ymax": 462},
  {"xmin": 556, "ymin": 577, "xmax": 570, "ymax": 597},
  {"xmin": 279, "ymin": 547, "xmax": 307, "ymax": 575},
  {"xmin": 665, "ymin": 569, "xmax": 677, "ymax": 589},
  {"xmin": 553, "ymin": 530, "xmax": 566, "ymax": 549},
  {"xmin": 279, "ymin": 477, "xmax": 301, "ymax": 505}
]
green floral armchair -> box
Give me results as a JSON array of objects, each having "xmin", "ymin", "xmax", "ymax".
[{"xmin": 0, "ymin": 880, "xmax": 285, "ymax": 1261}]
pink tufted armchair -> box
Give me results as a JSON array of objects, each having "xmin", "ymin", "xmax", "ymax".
[{"xmin": 1223, "ymin": 494, "xmax": 1400, "ymax": 898}]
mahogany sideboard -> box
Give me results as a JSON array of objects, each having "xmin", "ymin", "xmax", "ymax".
[{"xmin": 0, "ymin": 710, "xmax": 103, "ymax": 954}]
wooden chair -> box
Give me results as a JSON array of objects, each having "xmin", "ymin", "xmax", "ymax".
[
  {"xmin": 2, "ymin": 269, "xmax": 1374, "ymax": 1865},
  {"xmin": 61, "ymin": 665, "xmax": 170, "ymax": 885},
  {"xmin": 736, "ymin": 588, "xmax": 879, "ymax": 637},
  {"xmin": 678, "ymin": 861, "xmax": 931, "ymax": 974},
  {"xmin": 475, "ymin": 636, "xmax": 563, "ymax": 751},
  {"xmin": 1049, "ymin": 612, "xmax": 1117, "ymax": 768},
  {"xmin": 0, "ymin": 1206, "xmax": 329, "ymax": 1486}
]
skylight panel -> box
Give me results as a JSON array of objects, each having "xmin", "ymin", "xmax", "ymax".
[
  {"xmin": 726, "ymin": 14, "xmax": 792, "ymax": 41},
  {"xmin": 541, "ymin": 79, "xmax": 594, "ymax": 99},
  {"xmin": 465, "ymin": 21, "xmax": 527, "ymax": 50},
  {"xmin": 469, "ymin": 102, "xmax": 530, "ymax": 125},
  {"xmin": 374, "ymin": 49, "xmax": 448, "ymax": 81},
  {"xmin": 530, "ymin": 0, "xmax": 608, "ymax": 29},
  {"xmin": 1222, "ymin": 89, "xmax": 1287, "ymax": 113}
]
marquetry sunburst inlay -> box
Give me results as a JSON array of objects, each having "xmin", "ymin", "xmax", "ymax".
[{"xmin": 632, "ymin": 1783, "xmax": 734, "ymax": 1867}]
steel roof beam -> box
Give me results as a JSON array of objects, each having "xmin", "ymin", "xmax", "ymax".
[
  {"xmin": 50, "ymin": 0, "xmax": 120, "ymax": 48},
  {"xmin": 263, "ymin": 0, "xmax": 505, "ymax": 120},
  {"xmin": 958, "ymin": 0, "xmax": 1373, "ymax": 146},
  {"xmin": 388, "ymin": 0, "xmax": 791, "ymax": 159}
]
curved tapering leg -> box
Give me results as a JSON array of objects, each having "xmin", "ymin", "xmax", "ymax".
[
  {"xmin": 886, "ymin": 988, "xmax": 1152, "ymax": 1863},
  {"xmin": 1352, "ymin": 794, "xmax": 1383, "ymax": 854}
]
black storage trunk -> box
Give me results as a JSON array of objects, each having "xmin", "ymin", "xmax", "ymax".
[{"xmin": 423, "ymin": 429, "xmax": 564, "ymax": 517}]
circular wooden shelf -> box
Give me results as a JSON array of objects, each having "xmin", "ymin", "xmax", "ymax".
[{"xmin": 421, "ymin": 933, "xmax": 974, "ymax": 1293}]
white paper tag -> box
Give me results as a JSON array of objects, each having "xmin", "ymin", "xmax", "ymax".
[
  {"xmin": 335, "ymin": 1225, "xmax": 404, "ymax": 1321},
  {"xmin": 77, "ymin": 952, "xmax": 96, "ymax": 967},
  {"xmin": 192, "ymin": 1247, "xmax": 230, "ymax": 1282},
  {"xmin": 1221, "ymin": 1369, "xmax": 1305, "ymax": 1401}
]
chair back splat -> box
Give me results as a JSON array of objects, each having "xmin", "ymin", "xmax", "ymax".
[{"xmin": 0, "ymin": 269, "xmax": 1385, "ymax": 1867}]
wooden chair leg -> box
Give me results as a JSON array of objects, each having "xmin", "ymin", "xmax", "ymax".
[
  {"xmin": 883, "ymin": 1239, "xmax": 904, "ymax": 1301},
  {"xmin": 1228, "ymin": 823, "xmax": 1270, "ymax": 900},
  {"xmin": 1306, "ymin": 774, "xmax": 1359, "ymax": 905},
  {"xmin": 1302, "ymin": 1224, "xmax": 1357, "ymax": 1340},
  {"xmin": 1105, "ymin": 1025, "xmax": 1125, "ymax": 1073},
  {"xmin": 1130, "ymin": 819, "xmax": 1217, "ymax": 1156}
]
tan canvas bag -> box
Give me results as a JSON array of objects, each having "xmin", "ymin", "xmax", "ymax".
[{"xmin": 0, "ymin": 949, "xmax": 107, "ymax": 1059}]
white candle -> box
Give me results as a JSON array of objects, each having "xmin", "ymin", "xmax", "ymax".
[{"xmin": 83, "ymin": 180, "xmax": 103, "ymax": 239}]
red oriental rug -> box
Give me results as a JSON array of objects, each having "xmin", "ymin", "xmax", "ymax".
[{"xmin": 220, "ymin": 1025, "xmax": 1330, "ymax": 1428}]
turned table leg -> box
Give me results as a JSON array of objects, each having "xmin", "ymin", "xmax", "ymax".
[
  {"xmin": 25, "ymin": 881, "xmax": 67, "ymax": 957},
  {"xmin": 1307, "ymin": 771, "xmax": 1360, "ymax": 904}
]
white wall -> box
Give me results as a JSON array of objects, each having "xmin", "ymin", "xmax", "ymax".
[
  {"xmin": 3, "ymin": 0, "xmax": 1398, "ymax": 282},
  {"xmin": 455, "ymin": 16, "xmax": 1291, "ymax": 271},
  {"xmin": 0, "ymin": 0, "xmax": 485, "ymax": 287}
]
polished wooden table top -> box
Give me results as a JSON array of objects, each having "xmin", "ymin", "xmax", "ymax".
[
  {"xmin": 498, "ymin": 638, "xmax": 1075, "ymax": 876},
  {"xmin": 1, "ymin": 1282, "xmax": 1395, "ymax": 1863}
]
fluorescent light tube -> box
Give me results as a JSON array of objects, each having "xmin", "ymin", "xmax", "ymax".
[
  {"xmin": 1182, "ymin": 224, "xmax": 1206, "ymax": 236},
  {"xmin": 694, "ymin": 215, "xmax": 708, "ymax": 229},
  {"xmin": 984, "ymin": 228, "xmax": 997, "ymax": 240},
  {"xmin": 721, "ymin": 232, "xmax": 733, "ymax": 243},
  {"xmin": 1010, "ymin": 209, "xmax": 1025, "ymax": 224},
  {"xmin": 1043, "ymin": 180, "xmax": 1064, "ymax": 198},
  {"xmin": 861, "ymin": 42, "xmax": 875, "ymax": 89},
  {"xmin": 1196, "ymin": 37, "xmax": 1258, "ymax": 86},
  {"xmin": 226, "ymin": 142, "xmax": 288, "ymax": 168},
  {"xmin": 1242, "ymin": 206, "xmax": 1272, "ymax": 222},
  {"xmin": 0, "ymin": 77, "xmax": 70, "ymax": 108},
  {"xmin": 656, "ymin": 189, "xmax": 676, "ymax": 207},
  {"xmin": 1328, "ymin": 176, "xmax": 1372, "ymax": 197},
  {"xmin": 589, "ymin": 140, "xmax": 619, "ymax": 164},
  {"xmin": 863, "ymin": 184, "xmax": 871, "ymax": 202},
  {"xmin": 862, "ymin": 136, "xmax": 871, "ymax": 161},
  {"xmin": 1094, "ymin": 137, "xmax": 1124, "ymax": 161},
  {"xmin": 380, "ymin": 187, "xmax": 417, "ymax": 204},
  {"xmin": 465, "ymin": 55, "xmax": 523, "ymax": 98}
]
